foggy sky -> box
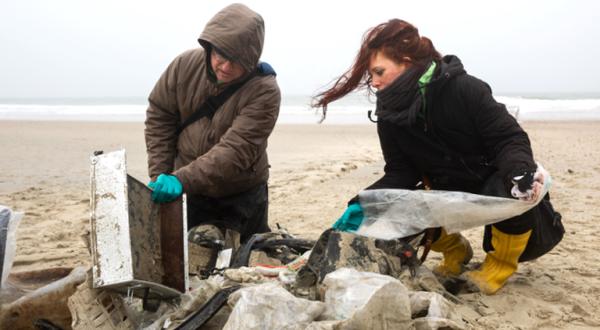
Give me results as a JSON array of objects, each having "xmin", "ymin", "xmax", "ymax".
[{"xmin": 1, "ymin": 0, "xmax": 599, "ymax": 99}]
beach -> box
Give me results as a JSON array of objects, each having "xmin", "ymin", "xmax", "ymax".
[{"xmin": 1, "ymin": 120, "xmax": 599, "ymax": 329}]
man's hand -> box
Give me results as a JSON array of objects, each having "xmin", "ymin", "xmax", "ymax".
[{"xmin": 148, "ymin": 174, "xmax": 183, "ymax": 203}]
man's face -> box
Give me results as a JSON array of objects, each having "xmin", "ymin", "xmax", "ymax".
[{"xmin": 210, "ymin": 49, "xmax": 245, "ymax": 83}]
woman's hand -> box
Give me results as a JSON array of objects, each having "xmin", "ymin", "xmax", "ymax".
[{"xmin": 511, "ymin": 169, "xmax": 545, "ymax": 202}]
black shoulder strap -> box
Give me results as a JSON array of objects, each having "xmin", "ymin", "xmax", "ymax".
[{"xmin": 176, "ymin": 69, "xmax": 259, "ymax": 136}]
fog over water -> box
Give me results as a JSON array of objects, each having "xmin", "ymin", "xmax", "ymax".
[{"xmin": 1, "ymin": 0, "xmax": 599, "ymax": 100}]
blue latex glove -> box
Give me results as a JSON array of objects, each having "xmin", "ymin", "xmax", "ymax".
[
  {"xmin": 148, "ymin": 174, "xmax": 183, "ymax": 203},
  {"xmin": 332, "ymin": 203, "xmax": 364, "ymax": 232}
]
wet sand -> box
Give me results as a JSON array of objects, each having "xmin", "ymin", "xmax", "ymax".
[{"xmin": 1, "ymin": 120, "xmax": 599, "ymax": 329}]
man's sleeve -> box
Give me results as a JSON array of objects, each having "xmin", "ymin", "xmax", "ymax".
[
  {"xmin": 174, "ymin": 78, "xmax": 281, "ymax": 196},
  {"xmin": 144, "ymin": 56, "xmax": 182, "ymax": 180}
]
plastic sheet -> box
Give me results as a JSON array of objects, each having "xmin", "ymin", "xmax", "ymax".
[
  {"xmin": 1, "ymin": 205, "xmax": 23, "ymax": 289},
  {"xmin": 1, "ymin": 267, "xmax": 87, "ymax": 329},
  {"xmin": 356, "ymin": 165, "xmax": 551, "ymax": 239}
]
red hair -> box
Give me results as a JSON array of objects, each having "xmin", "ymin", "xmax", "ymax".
[{"xmin": 313, "ymin": 19, "xmax": 441, "ymax": 109}]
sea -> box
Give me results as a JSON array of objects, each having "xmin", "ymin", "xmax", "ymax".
[{"xmin": 1, "ymin": 93, "xmax": 600, "ymax": 124}]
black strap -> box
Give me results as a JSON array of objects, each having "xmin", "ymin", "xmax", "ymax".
[
  {"xmin": 176, "ymin": 69, "xmax": 259, "ymax": 136},
  {"xmin": 175, "ymin": 285, "xmax": 242, "ymax": 329}
]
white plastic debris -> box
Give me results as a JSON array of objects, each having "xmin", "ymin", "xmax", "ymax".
[
  {"xmin": 223, "ymin": 282, "xmax": 326, "ymax": 330},
  {"xmin": 223, "ymin": 267, "xmax": 265, "ymax": 284},
  {"xmin": 409, "ymin": 292, "xmax": 466, "ymax": 329},
  {"xmin": 215, "ymin": 248, "xmax": 233, "ymax": 269},
  {"xmin": 252, "ymin": 250, "xmax": 311, "ymax": 281},
  {"xmin": 356, "ymin": 163, "xmax": 552, "ymax": 239},
  {"xmin": 410, "ymin": 291, "xmax": 456, "ymax": 318},
  {"xmin": 1, "ymin": 205, "xmax": 23, "ymax": 289},
  {"xmin": 321, "ymin": 267, "xmax": 410, "ymax": 321}
]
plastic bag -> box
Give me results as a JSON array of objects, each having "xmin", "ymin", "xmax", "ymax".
[
  {"xmin": 1, "ymin": 205, "xmax": 23, "ymax": 289},
  {"xmin": 321, "ymin": 267, "xmax": 410, "ymax": 321},
  {"xmin": 355, "ymin": 165, "xmax": 552, "ymax": 239},
  {"xmin": 223, "ymin": 282, "xmax": 326, "ymax": 330}
]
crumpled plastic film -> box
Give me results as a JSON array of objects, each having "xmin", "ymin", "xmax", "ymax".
[
  {"xmin": 356, "ymin": 164, "xmax": 551, "ymax": 240},
  {"xmin": 223, "ymin": 282, "xmax": 326, "ymax": 330},
  {"xmin": 1, "ymin": 205, "xmax": 23, "ymax": 289},
  {"xmin": 321, "ymin": 267, "xmax": 410, "ymax": 321}
]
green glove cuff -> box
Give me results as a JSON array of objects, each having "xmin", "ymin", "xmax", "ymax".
[{"xmin": 332, "ymin": 202, "xmax": 364, "ymax": 232}]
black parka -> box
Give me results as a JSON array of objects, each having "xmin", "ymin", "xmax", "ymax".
[{"xmin": 368, "ymin": 55, "xmax": 536, "ymax": 193}]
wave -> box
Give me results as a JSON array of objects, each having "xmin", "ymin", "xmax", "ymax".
[{"xmin": 1, "ymin": 96, "xmax": 600, "ymax": 123}]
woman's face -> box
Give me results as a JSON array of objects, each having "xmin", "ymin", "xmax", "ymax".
[{"xmin": 369, "ymin": 51, "xmax": 410, "ymax": 90}]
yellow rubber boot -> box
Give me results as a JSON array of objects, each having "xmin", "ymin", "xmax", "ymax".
[
  {"xmin": 430, "ymin": 228, "xmax": 473, "ymax": 276},
  {"xmin": 465, "ymin": 227, "xmax": 531, "ymax": 295}
]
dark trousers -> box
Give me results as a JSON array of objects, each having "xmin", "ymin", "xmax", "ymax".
[{"xmin": 186, "ymin": 183, "xmax": 270, "ymax": 243}]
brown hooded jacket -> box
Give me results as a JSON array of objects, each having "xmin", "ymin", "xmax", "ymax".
[{"xmin": 145, "ymin": 3, "xmax": 280, "ymax": 198}]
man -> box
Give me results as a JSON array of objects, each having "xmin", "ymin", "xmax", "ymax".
[{"xmin": 144, "ymin": 3, "xmax": 280, "ymax": 246}]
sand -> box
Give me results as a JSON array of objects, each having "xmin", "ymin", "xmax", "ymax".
[{"xmin": 0, "ymin": 120, "xmax": 599, "ymax": 329}]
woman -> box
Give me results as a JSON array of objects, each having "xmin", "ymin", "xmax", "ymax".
[{"xmin": 313, "ymin": 19, "xmax": 562, "ymax": 294}]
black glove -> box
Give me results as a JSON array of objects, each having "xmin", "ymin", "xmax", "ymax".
[{"xmin": 510, "ymin": 169, "xmax": 535, "ymax": 193}]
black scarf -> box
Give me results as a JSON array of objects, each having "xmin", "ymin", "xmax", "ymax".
[{"xmin": 375, "ymin": 66, "xmax": 427, "ymax": 127}]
